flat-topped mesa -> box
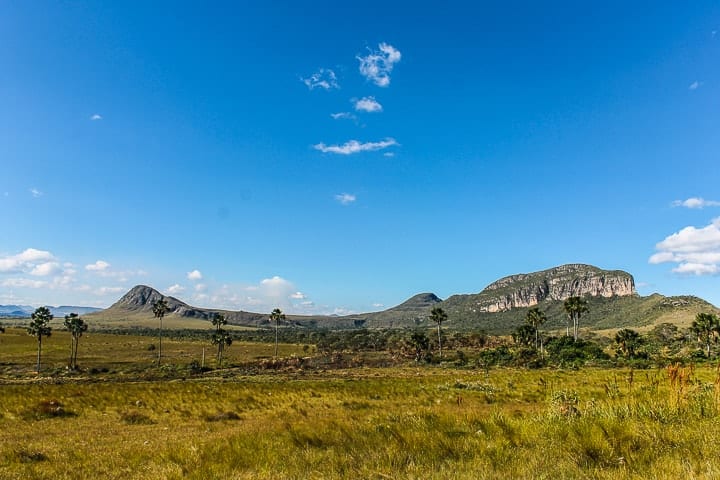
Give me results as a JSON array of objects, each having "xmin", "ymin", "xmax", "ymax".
[{"xmin": 477, "ymin": 264, "xmax": 636, "ymax": 313}]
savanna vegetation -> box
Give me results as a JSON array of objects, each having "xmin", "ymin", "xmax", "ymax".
[{"xmin": 2, "ymin": 307, "xmax": 720, "ymax": 478}]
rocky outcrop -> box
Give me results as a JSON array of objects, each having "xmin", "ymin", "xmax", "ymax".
[
  {"xmin": 109, "ymin": 285, "xmax": 189, "ymax": 313},
  {"xmin": 390, "ymin": 293, "xmax": 442, "ymax": 311},
  {"xmin": 461, "ymin": 264, "xmax": 636, "ymax": 313}
]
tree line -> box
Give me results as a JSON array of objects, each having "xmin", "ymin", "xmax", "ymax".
[{"xmin": 5, "ymin": 298, "xmax": 720, "ymax": 373}]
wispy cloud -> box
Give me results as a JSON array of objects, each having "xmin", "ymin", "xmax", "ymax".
[
  {"xmin": 672, "ymin": 197, "xmax": 720, "ymax": 209},
  {"xmin": 357, "ymin": 43, "xmax": 401, "ymax": 87},
  {"xmin": 335, "ymin": 193, "xmax": 356, "ymax": 205},
  {"xmin": 187, "ymin": 269, "xmax": 203, "ymax": 281},
  {"xmin": 90, "ymin": 114, "xmax": 103, "ymax": 121},
  {"xmin": 649, "ymin": 217, "xmax": 720, "ymax": 275},
  {"xmin": 0, "ymin": 278, "xmax": 49, "ymax": 289},
  {"xmin": 301, "ymin": 68, "xmax": 339, "ymax": 90},
  {"xmin": 94, "ymin": 286, "xmax": 124, "ymax": 296},
  {"xmin": 689, "ymin": 81, "xmax": 702, "ymax": 90},
  {"xmin": 330, "ymin": 112, "xmax": 357, "ymax": 121},
  {"xmin": 314, "ymin": 138, "xmax": 398, "ymax": 155},
  {"xmin": 29, "ymin": 188, "xmax": 43, "ymax": 198},
  {"xmin": 354, "ymin": 96, "xmax": 383, "ymax": 113}
]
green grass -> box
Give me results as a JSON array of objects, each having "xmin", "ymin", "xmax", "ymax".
[
  {"xmin": 2, "ymin": 326, "xmax": 720, "ymax": 478},
  {"xmin": 1, "ymin": 361, "xmax": 720, "ymax": 478},
  {"xmin": 0, "ymin": 327, "xmax": 308, "ymax": 376}
]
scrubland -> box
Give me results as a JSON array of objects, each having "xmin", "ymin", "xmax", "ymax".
[{"xmin": 1, "ymin": 328, "xmax": 720, "ymax": 479}]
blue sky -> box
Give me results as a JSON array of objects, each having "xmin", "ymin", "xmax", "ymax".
[{"xmin": 2, "ymin": 1, "xmax": 720, "ymax": 313}]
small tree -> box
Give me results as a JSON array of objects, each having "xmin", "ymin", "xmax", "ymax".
[
  {"xmin": 152, "ymin": 297, "xmax": 170, "ymax": 366},
  {"xmin": 64, "ymin": 312, "xmax": 88, "ymax": 370},
  {"xmin": 614, "ymin": 328, "xmax": 642, "ymax": 358},
  {"xmin": 564, "ymin": 296, "xmax": 588, "ymax": 342},
  {"xmin": 430, "ymin": 307, "xmax": 448, "ymax": 358},
  {"xmin": 690, "ymin": 312, "xmax": 720, "ymax": 358},
  {"xmin": 512, "ymin": 324, "xmax": 536, "ymax": 347},
  {"xmin": 525, "ymin": 307, "xmax": 547, "ymax": 350},
  {"xmin": 270, "ymin": 308, "xmax": 285, "ymax": 358},
  {"xmin": 28, "ymin": 306, "xmax": 53, "ymax": 372},
  {"xmin": 408, "ymin": 331, "xmax": 430, "ymax": 362},
  {"xmin": 211, "ymin": 313, "xmax": 233, "ymax": 367}
]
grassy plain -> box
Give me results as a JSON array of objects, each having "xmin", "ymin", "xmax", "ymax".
[{"xmin": 1, "ymin": 328, "xmax": 720, "ymax": 479}]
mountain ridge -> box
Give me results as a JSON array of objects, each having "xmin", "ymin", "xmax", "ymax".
[{"xmin": 88, "ymin": 264, "xmax": 717, "ymax": 333}]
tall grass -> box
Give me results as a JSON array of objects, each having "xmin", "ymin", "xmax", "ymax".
[{"xmin": 1, "ymin": 366, "xmax": 720, "ymax": 478}]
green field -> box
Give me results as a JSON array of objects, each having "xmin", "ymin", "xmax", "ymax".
[{"xmin": 1, "ymin": 327, "xmax": 720, "ymax": 479}]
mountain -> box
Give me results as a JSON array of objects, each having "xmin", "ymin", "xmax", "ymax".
[
  {"xmin": 0, "ymin": 304, "xmax": 101, "ymax": 318},
  {"xmin": 111, "ymin": 285, "xmax": 191, "ymax": 313},
  {"xmin": 89, "ymin": 264, "xmax": 718, "ymax": 334},
  {"xmin": 442, "ymin": 264, "xmax": 635, "ymax": 314}
]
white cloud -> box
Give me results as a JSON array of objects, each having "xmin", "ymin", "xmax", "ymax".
[
  {"xmin": 331, "ymin": 112, "xmax": 357, "ymax": 121},
  {"xmin": 689, "ymin": 81, "xmax": 702, "ymax": 90},
  {"xmin": 335, "ymin": 193, "xmax": 356, "ymax": 205},
  {"xmin": 672, "ymin": 197, "xmax": 720, "ymax": 209},
  {"xmin": 29, "ymin": 261, "xmax": 61, "ymax": 277},
  {"xmin": 207, "ymin": 276, "xmax": 309, "ymax": 312},
  {"xmin": 166, "ymin": 284, "xmax": 186, "ymax": 295},
  {"xmin": 672, "ymin": 262, "xmax": 719, "ymax": 275},
  {"xmin": 301, "ymin": 68, "xmax": 339, "ymax": 90},
  {"xmin": 354, "ymin": 96, "xmax": 383, "ymax": 113},
  {"xmin": 332, "ymin": 307, "xmax": 356, "ymax": 316},
  {"xmin": 195, "ymin": 283, "xmax": 207, "ymax": 292},
  {"xmin": 1, "ymin": 278, "xmax": 48, "ymax": 288},
  {"xmin": 0, "ymin": 248, "xmax": 55, "ymax": 273},
  {"xmin": 187, "ymin": 269, "xmax": 203, "ymax": 281},
  {"xmin": 85, "ymin": 260, "xmax": 145, "ymax": 282},
  {"xmin": 29, "ymin": 188, "xmax": 43, "ymax": 198},
  {"xmin": 91, "ymin": 114, "xmax": 103, "ymax": 121},
  {"xmin": 357, "ymin": 43, "xmax": 401, "ymax": 87},
  {"xmin": 383, "ymin": 152, "xmax": 395, "ymax": 158},
  {"xmin": 260, "ymin": 276, "xmax": 295, "ymax": 299},
  {"xmin": 372, "ymin": 303, "xmax": 385, "ymax": 308},
  {"xmin": 649, "ymin": 217, "xmax": 720, "ymax": 276},
  {"xmin": 314, "ymin": 138, "xmax": 398, "ymax": 155},
  {"xmin": 94, "ymin": 286, "xmax": 125, "ymax": 296},
  {"xmin": 86, "ymin": 260, "xmax": 111, "ymax": 272}
]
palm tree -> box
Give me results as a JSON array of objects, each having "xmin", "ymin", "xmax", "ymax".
[
  {"xmin": 152, "ymin": 297, "xmax": 170, "ymax": 365},
  {"xmin": 525, "ymin": 307, "xmax": 547, "ymax": 350},
  {"xmin": 27, "ymin": 306, "xmax": 53, "ymax": 372},
  {"xmin": 430, "ymin": 306, "xmax": 448, "ymax": 358},
  {"xmin": 690, "ymin": 312, "xmax": 720, "ymax": 358},
  {"xmin": 614, "ymin": 328, "xmax": 641, "ymax": 358},
  {"xmin": 563, "ymin": 296, "xmax": 588, "ymax": 342},
  {"xmin": 270, "ymin": 308, "xmax": 285, "ymax": 358},
  {"xmin": 211, "ymin": 313, "xmax": 233, "ymax": 367},
  {"xmin": 63, "ymin": 313, "xmax": 88, "ymax": 370}
]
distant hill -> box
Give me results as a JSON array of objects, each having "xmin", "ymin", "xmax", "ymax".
[
  {"xmin": 87, "ymin": 264, "xmax": 718, "ymax": 334},
  {"xmin": 0, "ymin": 304, "xmax": 101, "ymax": 318}
]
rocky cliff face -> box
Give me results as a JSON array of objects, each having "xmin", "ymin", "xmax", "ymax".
[{"xmin": 465, "ymin": 264, "xmax": 636, "ymax": 313}]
